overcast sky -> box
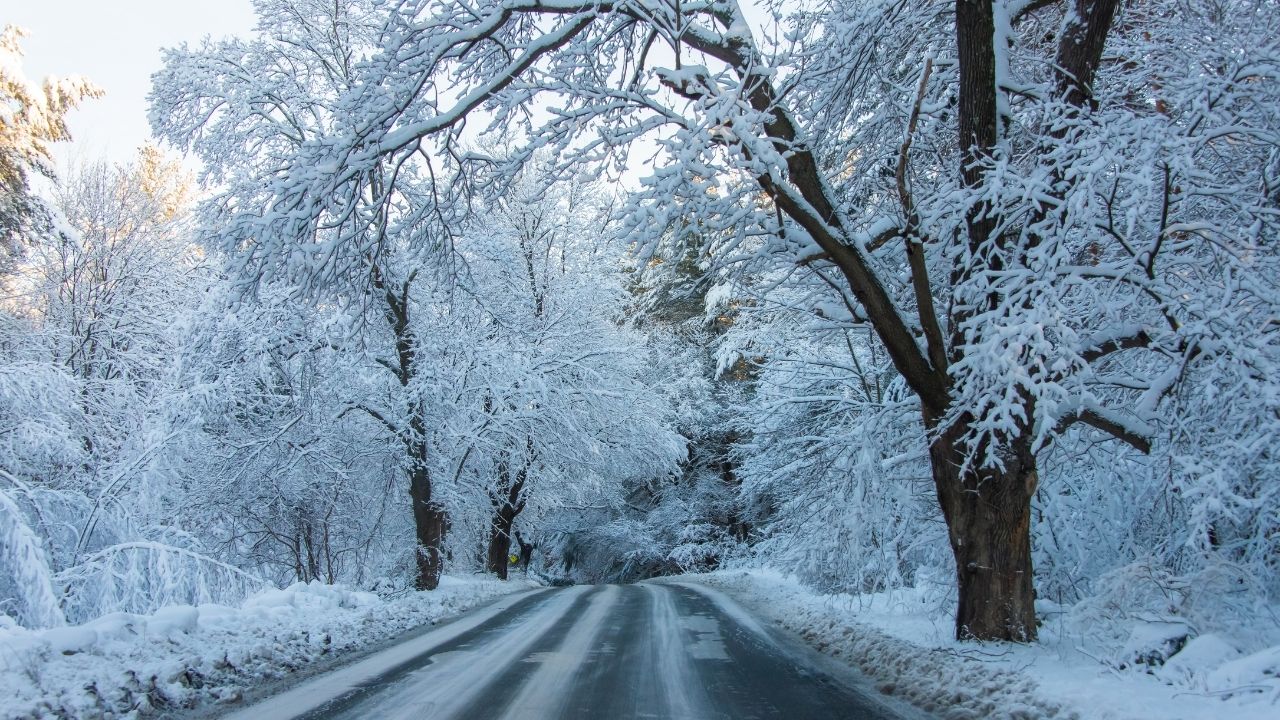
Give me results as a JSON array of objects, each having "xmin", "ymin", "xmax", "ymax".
[{"xmin": 7, "ymin": 1, "xmax": 257, "ymax": 166}]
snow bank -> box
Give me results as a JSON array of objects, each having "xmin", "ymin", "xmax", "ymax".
[
  {"xmin": 0, "ymin": 575, "xmax": 537, "ymax": 719},
  {"xmin": 680, "ymin": 569, "xmax": 1280, "ymax": 720}
]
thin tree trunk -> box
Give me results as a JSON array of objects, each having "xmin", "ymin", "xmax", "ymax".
[
  {"xmin": 516, "ymin": 532, "xmax": 534, "ymax": 573},
  {"xmin": 369, "ymin": 257, "xmax": 452, "ymax": 591},
  {"xmin": 484, "ymin": 439, "xmax": 531, "ymax": 580}
]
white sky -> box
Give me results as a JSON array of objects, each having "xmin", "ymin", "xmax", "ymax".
[{"xmin": 6, "ymin": 0, "xmax": 258, "ymax": 166}]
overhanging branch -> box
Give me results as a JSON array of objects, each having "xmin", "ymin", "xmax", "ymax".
[{"xmin": 1055, "ymin": 407, "xmax": 1152, "ymax": 454}]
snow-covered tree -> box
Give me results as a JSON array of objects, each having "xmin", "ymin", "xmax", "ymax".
[
  {"xmin": 0, "ymin": 25, "xmax": 99, "ymax": 274},
  {"xmin": 0, "ymin": 148, "xmax": 268, "ymax": 625},
  {"xmin": 147, "ymin": 0, "xmax": 689, "ymax": 590},
  {"xmin": 147, "ymin": 0, "xmax": 1280, "ymax": 641},
  {"xmin": 459, "ymin": 170, "xmax": 684, "ymax": 578}
]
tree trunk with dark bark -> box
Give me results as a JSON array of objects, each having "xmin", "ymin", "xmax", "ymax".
[
  {"xmin": 944, "ymin": 473, "xmax": 1038, "ymax": 641},
  {"xmin": 484, "ymin": 450, "xmax": 528, "ymax": 580},
  {"xmin": 486, "ymin": 505, "xmax": 516, "ymax": 580},
  {"xmin": 409, "ymin": 459, "xmax": 447, "ymax": 590},
  {"xmin": 925, "ymin": 408, "xmax": 1039, "ymax": 640}
]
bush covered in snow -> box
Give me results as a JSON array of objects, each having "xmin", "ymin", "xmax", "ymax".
[
  {"xmin": 689, "ymin": 570, "xmax": 1280, "ymax": 720},
  {"xmin": 0, "ymin": 575, "xmax": 531, "ymax": 719}
]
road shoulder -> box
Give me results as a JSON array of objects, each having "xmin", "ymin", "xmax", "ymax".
[
  {"xmin": 162, "ymin": 577, "xmax": 543, "ymax": 720},
  {"xmin": 659, "ymin": 573, "xmax": 1070, "ymax": 720},
  {"xmin": 672, "ymin": 570, "xmax": 1280, "ymax": 720},
  {"xmin": 651, "ymin": 577, "xmax": 939, "ymax": 720}
]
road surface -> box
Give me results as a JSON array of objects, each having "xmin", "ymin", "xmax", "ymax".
[{"xmin": 223, "ymin": 583, "xmax": 919, "ymax": 720}]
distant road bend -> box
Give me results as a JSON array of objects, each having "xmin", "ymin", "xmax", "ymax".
[{"xmin": 223, "ymin": 583, "xmax": 917, "ymax": 720}]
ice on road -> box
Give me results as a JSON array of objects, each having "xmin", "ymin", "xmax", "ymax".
[{"xmin": 229, "ymin": 583, "xmax": 912, "ymax": 720}]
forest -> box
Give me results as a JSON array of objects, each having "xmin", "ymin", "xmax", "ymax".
[{"xmin": 1, "ymin": 0, "xmax": 1278, "ymax": 717}]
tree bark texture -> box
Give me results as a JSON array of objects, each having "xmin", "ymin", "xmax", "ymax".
[
  {"xmin": 409, "ymin": 460, "xmax": 447, "ymax": 590},
  {"xmin": 1054, "ymin": 0, "xmax": 1120, "ymax": 111},
  {"xmin": 485, "ymin": 451, "xmax": 528, "ymax": 580},
  {"xmin": 955, "ymin": 0, "xmax": 1000, "ymax": 188},
  {"xmin": 486, "ymin": 506, "xmax": 516, "ymax": 580},
  {"xmin": 926, "ymin": 408, "xmax": 1039, "ymax": 640}
]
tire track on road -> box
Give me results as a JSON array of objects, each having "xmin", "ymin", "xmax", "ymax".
[
  {"xmin": 305, "ymin": 585, "xmax": 589, "ymax": 720},
  {"xmin": 496, "ymin": 584, "xmax": 621, "ymax": 720}
]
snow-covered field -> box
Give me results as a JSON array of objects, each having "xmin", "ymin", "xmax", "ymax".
[
  {"xmin": 0, "ymin": 575, "xmax": 538, "ymax": 719},
  {"xmin": 684, "ymin": 569, "xmax": 1280, "ymax": 720}
]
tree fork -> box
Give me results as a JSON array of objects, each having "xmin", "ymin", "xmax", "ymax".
[{"xmin": 485, "ymin": 447, "xmax": 529, "ymax": 580}]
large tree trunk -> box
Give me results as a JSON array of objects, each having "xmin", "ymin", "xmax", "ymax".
[
  {"xmin": 409, "ymin": 461, "xmax": 447, "ymax": 590},
  {"xmin": 924, "ymin": 0, "xmax": 1115, "ymax": 641},
  {"xmin": 925, "ymin": 409, "xmax": 1038, "ymax": 641},
  {"xmin": 937, "ymin": 0, "xmax": 1037, "ymax": 642},
  {"xmin": 486, "ymin": 505, "xmax": 516, "ymax": 580}
]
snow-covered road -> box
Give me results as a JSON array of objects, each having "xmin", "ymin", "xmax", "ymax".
[{"xmin": 223, "ymin": 582, "xmax": 915, "ymax": 720}]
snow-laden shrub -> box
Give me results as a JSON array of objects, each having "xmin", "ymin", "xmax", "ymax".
[
  {"xmin": 0, "ymin": 487, "xmax": 64, "ymax": 628},
  {"xmin": 0, "ymin": 477, "xmax": 270, "ymax": 627},
  {"xmin": 1066, "ymin": 559, "xmax": 1280, "ymax": 659},
  {"xmin": 668, "ymin": 522, "xmax": 733, "ymax": 572},
  {"xmin": 1165, "ymin": 353, "xmax": 1280, "ymax": 601},
  {"xmin": 0, "ymin": 357, "xmax": 85, "ymax": 482},
  {"xmin": 734, "ymin": 382, "xmax": 948, "ymax": 596},
  {"xmin": 57, "ymin": 542, "xmax": 267, "ymax": 623}
]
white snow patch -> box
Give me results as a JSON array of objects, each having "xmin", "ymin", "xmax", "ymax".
[
  {"xmin": 666, "ymin": 580, "xmax": 777, "ymax": 647},
  {"xmin": 680, "ymin": 612, "xmax": 729, "ymax": 661},
  {"xmin": 1157, "ymin": 634, "xmax": 1241, "ymax": 686},
  {"xmin": 676, "ymin": 568, "xmax": 1280, "ymax": 720},
  {"xmin": 342, "ymin": 585, "xmax": 587, "ymax": 720},
  {"xmin": 1118, "ymin": 620, "xmax": 1193, "ymax": 668},
  {"xmin": 0, "ymin": 575, "xmax": 538, "ymax": 719},
  {"xmin": 226, "ymin": 586, "xmax": 547, "ymax": 720},
  {"xmin": 1206, "ymin": 646, "xmax": 1280, "ymax": 701},
  {"xmin": 647, "ymin": 583, "xmax": 713, "ymax": 719}
]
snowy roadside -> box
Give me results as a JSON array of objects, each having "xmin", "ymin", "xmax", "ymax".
[
  {"xmin": 0, "ymin": 574, "xmax": 540, "ymax": 719},
  {"xmin": 677, "ymin": 569, "xmax": 1279, "ymax": 720}
]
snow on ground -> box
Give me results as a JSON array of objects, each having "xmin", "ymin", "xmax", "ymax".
[
  {"xmin": 681, "ymin": 569, "xmax": 1280, "ymax": 720},
  {"xmin": 0, "ymin": 574, "xmax": 539, "ymax": 719}
]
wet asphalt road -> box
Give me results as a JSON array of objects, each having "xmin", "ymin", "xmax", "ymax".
[{"xmin": 223, "ymin": 583, "xmax": 912, "ymax": 720}]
